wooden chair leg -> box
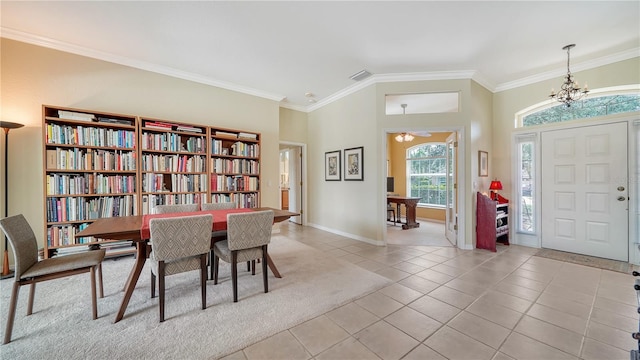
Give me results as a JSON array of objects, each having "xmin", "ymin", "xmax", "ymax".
[
  {"xmin": 232, "ymin": 251, "xmax": 238, "ymax": 303},
  {"xmin": 213, "ymin": 253, "xmax": 219, "ymax": 285},
  {"xmin": 158, "ymin": 261, "xmax": 165, "ymax": 322},
  {"xmin": 200, "ymin": 254, "xmax": 207, "ymax": 310},
  {"xmin": 151, "ymin": 270, "xmax": 156, "ymax": 298},
  {"xmin": 209, "ymin": 250, "xmax": 214, "ymax": 280},
  {"xmin": 3, "ymin": 282, "xmax": 20, "ymax": 344},
  {"xmin": 246, "ymin": 261, "xmax": 250, "ymax": 272},
  {"xmin": 251, "ymin": 260, "xmax": 256, "ymax": 275},
  {"xmin": 97, "ymin": 263, "xmax": 104, "ymax": 298},
  {"xmin": 90, "ymin": 266, "xmax": 98, "ymax": 320},
  {"xmin": 262, "ymin": 245, "xmax": 268, "ymax": 293},
  {"xmin": 27, "ymin": 283, "xmax": 35, "ymax": 316}
]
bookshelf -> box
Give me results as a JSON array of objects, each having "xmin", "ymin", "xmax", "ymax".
[
  {"xmin": 139, "ymin": 118, "xmax": 208, "ymax": 214},
  {"xmin": 42, "ymin": 106, "xmax": 138, "ymax": 258},
  {"xmin": 209, "ymin": 128, "xmax": 260, "ymax": 208}
]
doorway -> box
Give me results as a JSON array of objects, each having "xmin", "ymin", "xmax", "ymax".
[
  {"xmin": 385, "ymin": 129, "xmax": 462, "ymax": 248},
  {"xmin": 279, "ymin": 143, "xmax": 304, "ymax": 225}
]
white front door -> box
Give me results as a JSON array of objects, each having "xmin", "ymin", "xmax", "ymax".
[
  {"xmin": 541, "ymin": 122, "xmax": 629, "ymax": 261},
  {"xmin": 445, "ymin": 132, "xmax": 458, "ymax": 243}
]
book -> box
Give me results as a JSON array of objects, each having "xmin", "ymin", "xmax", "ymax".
[
  {"xmin": 58, "ymin": 110, "xmax": 95, "ymax": 121},
  {"xmin": 176, "ymin": 126, "xmax": 202, "ymax": 133},
  {"xmin": 144, "ymin": 121, "xmax": 172, "ymax": 129},
  {"xmin": 46, "ymin": 150, "xmax": 57, "ymax": 169},
  {"xmin": 97, "ymin": 117, "xmax": 132, "ymax": 126},
  {"xmin": 238, "ymin": 132, "xmax": 257, "ymax": 139},
  {"xmin": 215, "ymin": 131, "xmax": 237, "ymax": 138}
]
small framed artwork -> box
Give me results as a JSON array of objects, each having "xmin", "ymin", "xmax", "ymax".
[
  {"xmin": 325, "ymin": 150, "xmax": 341, "ymax": 181},
  {"xmin": 478, "ymin": 150, "xmax": 488, "ymax": 177},
  {"xmin": 344, "ymin": 146, "xmax": 364, "ymax": 181}
]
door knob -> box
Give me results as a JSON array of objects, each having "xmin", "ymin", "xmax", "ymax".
[
  {"xmin": 618, "ymin": 196, "xmax": 626, "ymax": 201},
  {"xmin": 617, "ymin": 186, "xmax": 625, "ymax": 191}
]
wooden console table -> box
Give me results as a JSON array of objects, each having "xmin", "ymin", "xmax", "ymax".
[{"xmin": 387, "ymin": 196, "xmax": 421, "ymax": 230}]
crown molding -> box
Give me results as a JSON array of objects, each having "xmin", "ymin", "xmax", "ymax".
[
  {"xmin": 494, "ymin": 47, "xmax": 640, "ymax": 93},
  {"xmin": 1, "ymin": 27, "xmax": 286, "ymax": 102}
]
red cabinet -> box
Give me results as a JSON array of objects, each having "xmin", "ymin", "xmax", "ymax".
[{"xmin": 476, "ymin": 192, "xmax": 509, "ymax": 252}]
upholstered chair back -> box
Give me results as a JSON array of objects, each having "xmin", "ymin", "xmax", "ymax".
[{"xmin": 153, "ymin": 203, "xmax": 199, "ymax": 214}]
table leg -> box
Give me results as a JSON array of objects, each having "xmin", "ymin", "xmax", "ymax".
[
  {"xmin": 396, "ymin": 204, "xmax": 401, "ymax": 225},
  {"xmin": 266, "ymin": 254, "xmax": 282, "ymax": 278},
  {"xmin": 114, "ymin": 241, "xmax": 147, "ymax": 323}
]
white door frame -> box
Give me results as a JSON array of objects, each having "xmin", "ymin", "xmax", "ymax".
[
  {"xmin": 511, "ymin": 113, "xmax": 639, "ymax": 264},
  {"xmin": 381, "ymin": 126, "xmax": 466, "ymax": 249},
  {"xmin": 279, "ymin": 141, "xmax": 307, "ymax": 226}
]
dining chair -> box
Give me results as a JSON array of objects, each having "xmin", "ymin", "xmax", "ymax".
[
  {"xmin": 212, "ymin": 210, "xmax": 274, "ymax": 302},
  {"xmin": 148, "ymin": 214, "xmax": 212, "ymax": 322},
  {"xmin": 152, "ymin": 203, "xmax": 199, "ymax": 214},
  {"xmin": 0, "ymin": 214, "xmax": 105, "ymax": 344},
  {"xmin": 200, "ymin": 201, "xmax": 242, "ymax": 279}
]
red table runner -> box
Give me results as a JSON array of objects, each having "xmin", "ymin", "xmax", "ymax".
[{"xmin": 140, "ymin": 208, "xmax": 253, "ymax": 239}]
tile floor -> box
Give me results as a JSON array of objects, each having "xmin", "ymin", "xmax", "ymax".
[{"xmin": 221, "ymin": 221, "xmax": 637, "ymax": 360}]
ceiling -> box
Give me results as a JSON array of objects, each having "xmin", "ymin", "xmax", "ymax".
[{"xmin": 2, "ymin": 1, "xmax": 639, "ymax": 112}]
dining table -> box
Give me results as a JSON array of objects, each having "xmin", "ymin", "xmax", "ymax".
[{"xmin": 75, "ymin": 207, "xmax": 299, "ymax": 323}]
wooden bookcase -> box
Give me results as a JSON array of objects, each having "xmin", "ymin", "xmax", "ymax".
[
  {"xmin": 42, "ymin": 106, "xmax": 263, "ymax": 257},
  {"xmin": 209, "ymin": 128, "xmax": 260, "ymax": 208},
  {"xmin": 139, "ymin": 117, "xmax": 208, "ymax": 214},
  {"xmin": 42, "ymin": 106, "xmax": 138, "ymax": 258}
]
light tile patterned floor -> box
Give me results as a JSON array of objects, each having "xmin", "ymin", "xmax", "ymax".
[{"xmin": 221, "ymin": 221, "xmax": 637, "ymax": 360}]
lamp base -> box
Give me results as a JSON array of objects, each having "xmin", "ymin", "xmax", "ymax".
[{"xmin": 1, "ymin": 249, "xmax": 15, "ymax": 279}]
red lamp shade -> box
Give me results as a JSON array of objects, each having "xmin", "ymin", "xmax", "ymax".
[{"xmin": 489, "ymin": 180, "xmax": 503, "ymax": 191}]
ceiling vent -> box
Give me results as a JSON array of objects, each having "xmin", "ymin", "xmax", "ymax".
[{"xmin": 349, "ymin": 69, "xmax": 372, "ymax": 82}]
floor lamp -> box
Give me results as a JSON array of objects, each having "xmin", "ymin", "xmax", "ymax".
[{"xmin": 1, "ymin": 121, "xmax": 24, "ymax": 279}]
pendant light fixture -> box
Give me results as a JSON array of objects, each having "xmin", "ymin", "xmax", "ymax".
[{"xmin": 549, "ymin": 44, "xmax": 589, "ymax": 107}]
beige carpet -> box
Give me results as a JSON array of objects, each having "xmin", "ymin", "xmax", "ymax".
[
  {"xmin": 0, "ymin": 236, "xmax": 391, "ymax": 359},
  {"xmin": 535, "ymin": 248, "xmax": 638, "ymax": 274}
]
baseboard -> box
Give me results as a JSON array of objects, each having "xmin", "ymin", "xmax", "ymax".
[{"xmin": 307, "ymin": 222, "xmax": 383, "ymax": 246}]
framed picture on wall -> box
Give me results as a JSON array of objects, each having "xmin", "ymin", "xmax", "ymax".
[
  {"xmin": 325, "ymin": 150, "xmax": 341, "ymax": 181},
  {"xmin": 479, "ymin": 150, "xmax": 488, "ymax": 177},
  {"xmin": 344, "ymin": 146, "xmax": 364, "ymax": 181}
]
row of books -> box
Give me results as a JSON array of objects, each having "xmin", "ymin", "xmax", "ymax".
[
  {"xmin": 58, "ymin": 110, "xmax": 95, "ymax": 122},
  {"xmin": 46, "ymin": 148, "xmax": 137, "ymax": 171},
  {"xmin": 141, "ymin": 132, "xmax": 206, "ymax": 153},
  {"xmin": 211, "ymin": 139, "xmax": 259, "ymax": 157},
  {"xmin": 47, "ymin": 223, "xmax": 91, "ymax": 247},
  {"xmin": 144, "ymin": 121, "xmax": 204, "ymax": 133},
  {"xmin": 210, "ymin": 193, "xmax": 257, "ymax": 208},
  {"xmin": 46, "ymin": 195, "xmax": 137, "ymax": 223},
  {"xmin": 210, "ymin": 157, "xmax": 259, "ymax": 175},
  {"xmin": 46, "ymin": 173, "xmax": 136, "ymax": 195},
  {"xmin": 141, "ymin": 154, "xmax": 206, "ymax": 173},
  {"xmin": 213, "ymin": 131, "xmax": 257, "ymax": 140},
  {"xmin": 46, "ymin": 124, "xmax": 136, "ymax": 149},
  {"xmin": 141, "ymin": 173, "xmax": 207, "ymax": 193},
  {"xmin": 141, "ymin": 194, "xmax": 203, "ymax": 215},
  {"xmin": 210, "ymin": 174, "xmax": 259, "ymax": 192}
]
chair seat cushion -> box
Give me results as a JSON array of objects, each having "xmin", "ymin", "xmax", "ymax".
[
  {"xmin": 21, "ymin": 249, "xmax": 106, "ymax": 279},
  {"xmin": 213, "ymin": 240, "xmax": 263, "ymax": 263},
  {"xmin": 150, "ymin": 255, "xmax": 203, "ymax": 276}
]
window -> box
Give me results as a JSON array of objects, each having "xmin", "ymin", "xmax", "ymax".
[
  {"xmin": 522, "ymin": 94, "xmax": 640, "ymax": 127},
  {"xmin": 516, "ymin": 137, "xmax": 535, "ymax": 233},
  {"xmin": 406, "ymin": 143, "xmax": 447, "ymax": 207}
]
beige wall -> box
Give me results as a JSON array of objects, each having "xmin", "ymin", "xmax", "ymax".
[
  {"xmin": 388, "ymin": 132, "xmax": 452, "ymax": 222},
  {"xmin": 279, "ymin": 107, "xmax": 308, "ymax": 144},
  {"xmin": 1, "ymin": 39, "xmax": 281, "ymax": 257}
]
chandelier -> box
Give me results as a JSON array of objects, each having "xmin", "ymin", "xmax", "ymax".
[
  {"xmin": 395, "ymin": 133, "xmax": 414, "ymax": 142},
  {"xmin": 549, "ymin": 44, "xmax": 589, "ymax": 107}
]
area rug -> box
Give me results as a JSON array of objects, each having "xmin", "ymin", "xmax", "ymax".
[
  {"xmin": 535, "ymin": 248, "xmax": 638, "ymax": 274},
  {"xmin": 0, "ymin": 235, "xmax": 391, "ymax": 359}
]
